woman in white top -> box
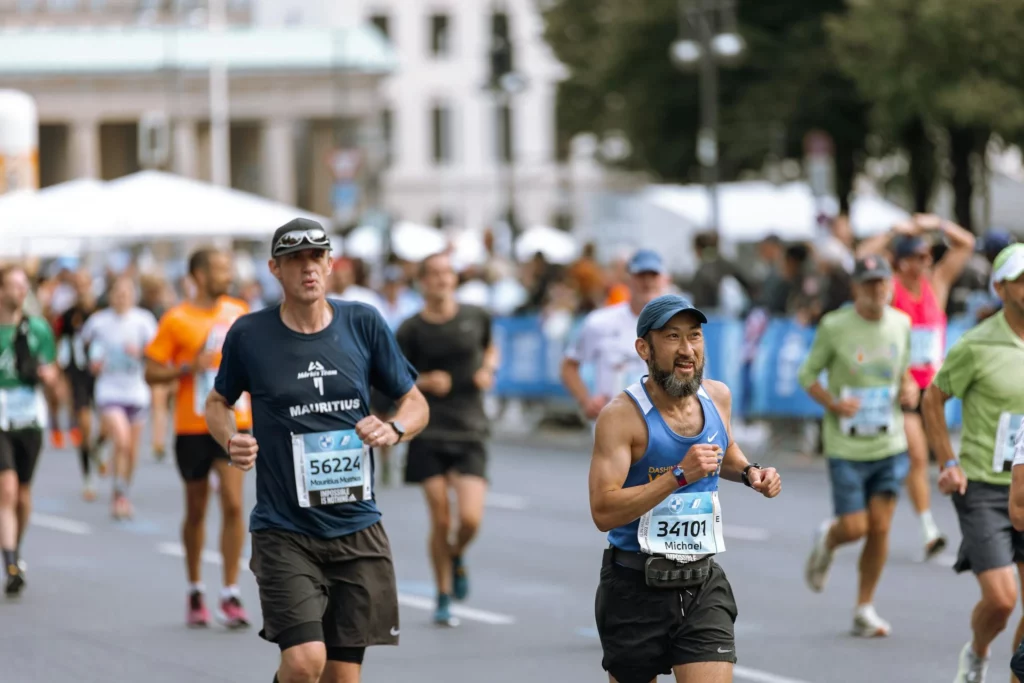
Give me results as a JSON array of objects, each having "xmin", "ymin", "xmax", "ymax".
[{"xmin": 81, "ymin": 276, "xmax": 158, "ymax": 520}]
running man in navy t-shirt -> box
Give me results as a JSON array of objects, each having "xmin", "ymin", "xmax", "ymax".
[{"xmin": 204, "ymin": 218, "xmax": 430, "ymax": 683}]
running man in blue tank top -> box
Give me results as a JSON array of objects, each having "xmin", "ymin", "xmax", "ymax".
[{"xmin": 588, "ymin": 294, "xmax": 782, "ymax": 683}]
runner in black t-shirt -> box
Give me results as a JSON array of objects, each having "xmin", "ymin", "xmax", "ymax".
[
  {"xmin": 55, "ymin": 270, "xmax": 102, "ymax": 501},
  {"xmin": 395, "ymin": 252, "xmax": 498, "ymax": 627}
]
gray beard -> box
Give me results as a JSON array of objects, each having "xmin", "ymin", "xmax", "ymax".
[{"xmin": 649, "ymin": 358, "xmax": 703, "ymax": 398}]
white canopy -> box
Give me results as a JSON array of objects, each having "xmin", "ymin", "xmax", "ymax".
[
  {"xmin": 515, "ymin": 224, "xmax": 580, "ymax": 264},
  {"xmin": 99, "ymin": 171, "xmax": 330, "ymax": 239},
  {"xmin": 644, "ymin": 181, "xmax": 910, "ymax": 242},
  {"xmin": 389, "ymin": 221, "xmax": 447, "ymax": 262}
]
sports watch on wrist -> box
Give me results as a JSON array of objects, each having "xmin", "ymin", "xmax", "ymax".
[
  {"xmin": 742, "ymin": 463, "xmax": 761, "ymax": 488},
  {"xmin": 389, "ymin": 421, "xmax": 406, "ymax": 441},
  {"xmin": 672, "ymin": 465, "xmax": 687, "ymax": 488}
]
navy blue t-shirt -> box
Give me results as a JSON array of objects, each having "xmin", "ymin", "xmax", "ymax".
[{"xmin": 214, "ymin": 300, "xmax": 416, "ymax": 539}]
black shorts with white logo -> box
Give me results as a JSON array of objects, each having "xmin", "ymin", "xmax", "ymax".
[
  {"xmin": 250, "ymin": 522, "xmax": 399, "ymax": 653},
  {"xmin": 595, "ymin": 549, "xmax": 738, "ymax": 683}
]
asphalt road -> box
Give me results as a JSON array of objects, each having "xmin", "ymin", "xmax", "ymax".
[{"xmin": 0, "ymin": 431, "xmax": 1015, "ymax": 683}]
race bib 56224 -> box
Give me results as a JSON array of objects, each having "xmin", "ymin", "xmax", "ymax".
[{"xmin": 291, "ymin": 429, "xmax": 371, "ymax": 508}]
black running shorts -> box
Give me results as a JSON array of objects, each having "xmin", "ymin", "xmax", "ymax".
[
  {"xmin": 595, "ymin": 549, "xmax": 738, "ymax": 683},
  {"xmin": 404, "ymin": 438, "xmax": 487, "ymax": 483},
  {"xmin": 66, "ymin": 369, "xmax": 95, "ymax": 413},
  {"xmin": 952, "ymin": 481, "xmax": 1024, "ymax": 574},
  {"xmin": 249, "ymin": 523, "xmax": 399, "ymax": 652},
  {"xmin": 0, "ymin": 429, "xmax": 44, "ymax": 484},
  {"xmin": 174, "ymin": 433, "xmax": 238, "ymax": 482}
]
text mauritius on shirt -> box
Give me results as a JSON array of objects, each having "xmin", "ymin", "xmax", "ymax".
[
  {"xmin": 933, "ymin": 311, "xmax": 1024, "ymax": 486},
  {"xmin": 797, "ymin": 306, "xmax": 912, "ymax": 461},
  {"xmin": 213, "ymin": 300, "xmax": 416, "ymax": 540}
]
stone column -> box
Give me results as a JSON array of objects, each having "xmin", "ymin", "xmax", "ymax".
[
  {"xmin": 68, "ymin": 119, "xmax": 100, "ymax": 179},
  {"xmin": 172, "ymin": 119, "xmax": 199, "ymax": 179},
  {"xmin": 260, "ymin": 118, "xmax": 296, "ymax": 206}
]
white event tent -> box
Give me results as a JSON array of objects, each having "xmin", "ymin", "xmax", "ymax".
[{"xmin": 0, "ymin": 171, "xmax": 330, "ymax": 254}]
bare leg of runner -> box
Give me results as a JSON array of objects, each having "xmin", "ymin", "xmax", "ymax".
[
  {"xmin": 103, "ymin": 408, "xmax": 133, "ymax": 519},
  {"xmin": 903, "ymin": 411, "xmax": 945, "ymax": 558},
  {"xmin": 423, "ymin": 476, "xmax": 453, "ymax": 597}
]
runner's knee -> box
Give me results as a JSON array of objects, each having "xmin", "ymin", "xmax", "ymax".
[
  {"xmin": 0, "ymin": 472, "xmax": 16, "ymax": 507},
  {"xmin": 184, "ymin": 482, "xmax": 210, "ymax": 523},
  {"xmin": 836, "ymin": 514, "xmax": 868, "ymax": 542},
  {"xmin": 279, "ymin": 633, "xmax": 326, "ymax": 683}
]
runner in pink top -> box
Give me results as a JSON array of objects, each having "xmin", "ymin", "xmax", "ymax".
[
  {"xmin": 857, "ymin": 213, "xmax": 975, "ymax": 560},
  {"xmin": 891, "ymin": 273, "xmax": 946, "ymax": 389}
]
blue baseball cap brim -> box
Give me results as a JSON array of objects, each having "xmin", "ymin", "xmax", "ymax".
[{"xmin": 636, "ymin": 294, "xmax": 708, "ymax": 338}]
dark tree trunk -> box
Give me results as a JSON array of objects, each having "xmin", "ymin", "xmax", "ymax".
[
  {"xmin": 947, "ymin": 126, "xmax": 988, "ymax": 233},
  {"xmin": 902, "ymin": 116, "xmax": 936, "ymax": 212},
  {"xmin": 834, "ymin": 137, "xmax": 856, "ymax": 215}
]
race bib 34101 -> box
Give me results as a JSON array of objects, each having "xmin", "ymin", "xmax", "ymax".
[
  {"xmin": 637, "ymin": 490, "xmax": 725, "ymax": 562},
  {"xmin": 291, "ymin": 429, "xmax": 371, "ymax": 508},
  {"xmin": 839, "ymin": 386, "xmax": 895, "ymax": 437}
]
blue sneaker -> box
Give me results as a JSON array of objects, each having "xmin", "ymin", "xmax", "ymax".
[
  {"xmin": 452, "ymin": 556, "xmax": 469, "ymax": 601},
  {"xmin": 433, "ymin": 593, "xmax": 459, "ymax": 627}
]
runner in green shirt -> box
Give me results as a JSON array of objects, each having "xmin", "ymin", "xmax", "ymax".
[
  {"xmin": 0, "ymin": 264, "xmax": 59, "ymax": 597},
  {"xmin": 798, "ymin": 255, "xmax": 918, "ymax": 638},
  {"xmin": 923, "ymin": 243, "xmax": 1024, "ymax": 683}
]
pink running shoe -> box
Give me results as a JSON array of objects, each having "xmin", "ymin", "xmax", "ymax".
[
  {"xmin": 218, "ymin": 596, "xmax": 250, "ymax": 630},
  {"xmin": 187, "ymin": 591, "xmax": 210, "ymax": 628}
]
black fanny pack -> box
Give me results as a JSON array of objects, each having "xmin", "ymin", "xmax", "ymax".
[
  {"xmin": 13, "ymin": 319, "xmax": 39, "ymax": 386},
  {"xmin": 608, "ymin": 547, "xmax": 712, "ymax": 590}
]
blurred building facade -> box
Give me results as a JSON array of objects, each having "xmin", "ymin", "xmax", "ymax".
[
  {"xmin": 255, "ymin": 0, "xmax": 575, "ymax": 233},
  {"xmin": 0, "ymin": 0, "xmax": 598, "ymax": 235}
]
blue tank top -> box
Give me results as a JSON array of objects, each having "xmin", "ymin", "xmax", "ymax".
[{"xmin": 606, "ymin": 379, "xmax": 730, "ymax": 552}]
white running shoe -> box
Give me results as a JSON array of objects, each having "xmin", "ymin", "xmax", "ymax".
[
  {"xmin": 851, "ymin": 604, "xmax": 891, "ymax": 638},
  {"xmin": 954, "ymin": 642, "xmax": 989, "ymax": 683},
  {"xmin": 805, "ymin": 519, "xmax": 834, "ymax": 593}
]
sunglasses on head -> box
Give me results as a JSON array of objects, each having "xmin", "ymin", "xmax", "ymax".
[{"xmin": 273, "ymin": 228, "xmax": 330, "ymax": 256}]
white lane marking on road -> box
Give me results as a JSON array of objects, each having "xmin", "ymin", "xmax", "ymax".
[
  {"xmin": 31, "ymin": 513, "xmax": 91, "ymax": 535},
  {"xmin": 486, "ymin": 493, "xmax": 528, "ymax": 510},
  {"xmin": 156, "ymin": 542, "xmax": 516, "ymax": 626},
  {"xmin": 734, "ymin": 665, "xmax": 813, "ymax": 683},
  {"xmin": 725, "ymin": 525, "xmax": 771, "ymax": 541},
  {"xmin": 396, "ymin": 593, "xmax": 516, "ymax": 625}
]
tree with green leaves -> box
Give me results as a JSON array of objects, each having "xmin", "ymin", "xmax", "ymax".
[
  {"xmin": 542, "ymin": 0, "xmax": 871, "ymax": 212},
  {"xmin": 828, "ymin": 0, "xmax": 1024, "ymax": 230}
]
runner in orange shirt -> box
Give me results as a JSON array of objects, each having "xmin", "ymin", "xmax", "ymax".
[{"xmin": 144, "ymin": 248, "xmax": 252, "ymax": 630}]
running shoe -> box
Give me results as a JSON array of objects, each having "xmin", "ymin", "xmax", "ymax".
[
  {"xmin": 187, "ymin": 591, "xmax": 211, "ymax": 628},
  {"xmin": 69, "ymin": 427, "xmax": 83, "ymax": 448},
  {"xmin": 111, "ymin": 494, "xmax": 134, "ymax": 520},
  {"xmin": 954, "ymin": 642, "xmax": 988, "ymax": 682},
  {"xmin": 804, "ymin": 519, "xmax": 834, "ymax": 593},
  {"xmin": 851, "ymin": 604, "xmax": 891, "ymax": 638},
  {"xmin": 452, "ymin": 556, "xmax": 469, "ymax": 601},
  {"xmin": 218, "ymin": 596, "xmax": 250, "ymax": 630},
  {"xmin": 4, "ymin": 565, "xmax": 25, "ymax": 598},
  {"xmin": 153, "ymin": 446, "xmax": 166, "ymax": 462},
  {"xmin": 50, "ymin": 430, "xmax": 65, "ymax": 450},
  {"xmin": 433, "ymin": 593, "xmax": 459, "ymax": 627},
  {"xmin": 83, "ymin": 476, "xmax": 97, "ymax": 503},
  {"xmin": 925, "ymin": 535, "xmax": 948, "ymax": 562}
]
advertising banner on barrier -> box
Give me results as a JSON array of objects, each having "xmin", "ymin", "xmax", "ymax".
[{"xmin": 489, "ymin": 313, "xmax": 970, "ymax": 429}]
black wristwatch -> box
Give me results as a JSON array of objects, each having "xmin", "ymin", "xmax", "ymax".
[
  {"xmin": 389, "ymin": 421, "xmax": 406, "ymax": 441},
  {"xmin": 741, "ymin": 463, "xmax": 761, "ymax": 488}
]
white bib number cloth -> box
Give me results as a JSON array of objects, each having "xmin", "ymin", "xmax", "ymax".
[
  {"xmin": 292, "ymin": 429, "xmax": 371, "ymax": 508},
  {"xmin": 0, "ymin": 387, "xmax": 46, "ymax": 431},
  {"xmin": 194, "ymin": 370, "xmax": 216, "ymax": 416},
  {"xmin": 994, "ymin": 412, "xmax": 1024, "ymax": 473},
  {"xmin": 909, "ymin": 328, "xmax": 943, "ymax": 367},
  {"xmin": 637, "ymin": 490, "xmax": 726, "ymax": 562},
  {"xmin": 839, "ymin": 386, "xmax": 895, "ymax": 437}
]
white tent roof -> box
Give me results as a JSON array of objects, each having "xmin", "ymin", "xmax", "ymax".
[
  {"xmin": 515, "ymin": 225, "xmax": 580, "ymax": 264},
  {"xmin": 644, "ymin": 181, "xmax": 910, "ymax": 241},
  {"xmin": 98, "ymin": 171, "xmax": 330, "ymax": 239}
]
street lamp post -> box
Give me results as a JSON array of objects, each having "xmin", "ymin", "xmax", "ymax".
[{"xmin": 671, "ymin": 0, "xmax": 744, "ymax": 234}]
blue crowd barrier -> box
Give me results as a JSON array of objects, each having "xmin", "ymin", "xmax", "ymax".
[{"xmin": 491, "ymin": 314, "xmax": 971, "ymax": 429}]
